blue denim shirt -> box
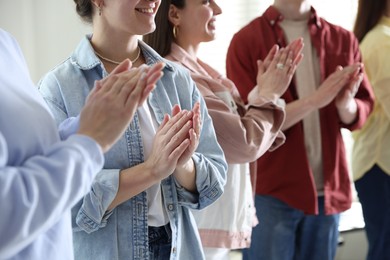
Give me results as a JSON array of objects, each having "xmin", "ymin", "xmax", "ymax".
[{"xmin": 38, "ymin": 36, "xmax": 227, "ymax": 260}]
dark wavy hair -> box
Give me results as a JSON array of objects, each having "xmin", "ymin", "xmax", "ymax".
[
  {"xmin": 73, "ymin": 0, "xmax": 95, "ymax": 23},
  {"xmin": 353, "ymin": 0, "xmax": 386, "ymax": 42},
  {"xmin": 143, "ymin": 0, "xmax": 185, "ymax": 57}
]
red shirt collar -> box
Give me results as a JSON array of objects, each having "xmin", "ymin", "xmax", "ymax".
[{"xmin": 263, "ymin": 5, "xmax": 322, "ymax": 28}]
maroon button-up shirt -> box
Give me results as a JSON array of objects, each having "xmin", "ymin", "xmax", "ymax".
[{"xmin": 226, "ymin": 6, "xmax": 374, "ymax": 214}]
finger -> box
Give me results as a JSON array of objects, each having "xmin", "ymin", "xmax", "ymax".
[
  {"xmin": 139, "ymin": 83, "xmax": 155, "ymax": 106},
  {"xmin": 145, "ymin": 71, "xmax": 163, "ymax": 89},
  {"xmin": 139, "ymin": 63, "xmax": 164, "ymax": 102},
  {"xmin": 192, "ymin": 102, "xmax": 201, "ymax": 135},
  {"xmin": 97, "ymin": 74, "xmax": 121, "ymax": 94},
  {"xmin": 168, "ymin": 110, "xmax": 193, "ymax": 138},
  {"xmin": 171, "ymin": 104, "xmax": 181, "ymax": 117},
  {"xmin": 272, "ymin": 47, "xmax": 285, "ymax": 67},
  {"xmin": 289, "ymin": 38, "xmax": 304, "ymax": 63},
  {"xmin": 112, "ymin": 71, "xmax": 142, "ymax": 96},
  {"xmin": 159, "ymin": 110, "xmax": 191, "ymax": 137},
  {"xmin": 99, "ymin": 67, "xmax": 142, "ymax": 96},
  {"xmin": 332, "ymin": 66, "xmax": 344, "ymax": 76},
  {"xmin": 118, "ymin": 67, "xmax": 147, "ymax": 93},
  {"xmin": 270, "ymin": 47, "xmax": 288, "ymax": 70},
  {"xmin": 164, "ymin": 119, "xmax": 193, "ymax": 153},
  {"xmin": 158, "ymin": 114, "xmax": 171, "ymax": 132},
  {"xmin": 148, "ymin": 62, "xmax": 165, "ymax": 76},
  {"xmin": 284, "ymin": 50, "xmax": 294, "ymax": 68},
  {"xmin": 168, "ymin": 139, "xmax": 190, "ymax": 162},
  {"xmin": 173, "ymin": 119, "xmax": 193, "ymax": 144},
  {"xmin": 89, "ymin": 80, "xmax": 103, "ymax": 97},
  {"xmin": 112, "ymin": 59, "xmax": 132, "ymax": 74},
  {"xmin": 188, "ymin": 128, "xmax": 198, "ymax": 149},
  {"xmin": 99, "ymin": 59, "xmax": 133, "ymax": 85},
  {"xmin": 192, "ymin": 113, "xmax": 201, "ymax": 138},
  {"xmin": 287, "ymin": 64, "xmax": 297, "ymax": 78},
  {"xmin": 139, "ymin": 70, "xmax": 164, "ymax": 105},
  {"xmin": 287, "ymin": 53, "xmax": 303, "ymax": 75},
  {"xmin": 257, "ymin": 60, "xmax": 265, "ymax": 75},
  {"xmin": 263, "ymin": 45, "xmax": 279, "ymax": 69},
  {"xmin": 124, "ymin": 71, "xmax": 147, "ymax": 107},
  {"xmin": 349, "ymin": 73, "xmax": 363, "ymax": 96},
  {"xmin": 193, "ymin": 101, "xmax": 201, "ymax": 114}
]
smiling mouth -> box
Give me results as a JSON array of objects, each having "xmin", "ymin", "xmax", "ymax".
[{"xmin": 136, "ymin": 8, "xmax": 154, "ymax": 14}]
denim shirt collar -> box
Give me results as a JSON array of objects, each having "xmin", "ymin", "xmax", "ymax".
[{"xmin": 70, "ymin": 35, "xmax": 174, "ymax": 76}]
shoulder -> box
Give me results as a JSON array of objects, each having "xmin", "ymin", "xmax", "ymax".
[
  {"xmin": 163, "ymin": 58, "xmax": 193, "ymax": 84},
  {"xmin": 232, "ymin": 16, "xmax": 267, "ymax": 41},
  {"xmin": 321, "ymin": 18, "xmax": 357, "ymax": 42},
  {"xmin": 361, "ymin": 24, "xmax": 390, "ymax": 53},
  {"xmin": 0, "ymin": 29, "xmax": 18, "ymax": 50},
  {"xmin": 38, "ymin": 57, "xmax": 80, "ymax": 89}
]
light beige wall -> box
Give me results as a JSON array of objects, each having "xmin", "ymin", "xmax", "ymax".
[{"xmin": 0, "ymin": 0, "xmax": 90, "ymax": 83}]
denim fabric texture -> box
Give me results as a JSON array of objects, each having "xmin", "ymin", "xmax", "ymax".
[
  {"xmin": 148, "ymin": 224, "xmax": 172, "ymax": 260},
  {"xmin": 243, "ymin": 195, "xmax": 340, "ymax": 260},
  {"xmin": 38, "ymin": 36, "xmax": 227, "ymax": 260}
]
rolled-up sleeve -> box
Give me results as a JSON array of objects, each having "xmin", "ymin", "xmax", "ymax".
[
  {"xmin": 73, "ymin": 168, "xmax": 120, "ymax": 233},
  {"xmin": 175, "ymin": 82, "xmax": 228, "ymax": 210}
]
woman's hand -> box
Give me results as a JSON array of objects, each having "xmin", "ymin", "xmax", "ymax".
[
  {"xmin": 255, "ymin": 38, "xmax": 304, "ymax": 101},
  {"xmin": 173, "ymin": 102, "xmax": 201, "ymax": 193},
  {"xmin": 144, "ymin": 104, "xmax": 195, "ymax": 180},
  {"xmin": 176, "ymin": 102, "xmax": 201, "ymax": 167},
  {"xmin": 78, "ymin": 60, "xmax": 164, "ymax": 152}
]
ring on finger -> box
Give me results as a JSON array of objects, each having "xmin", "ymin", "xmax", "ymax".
[{"xmin": 276, "ymin": 63, "xmax": 285, "ymax": 70}]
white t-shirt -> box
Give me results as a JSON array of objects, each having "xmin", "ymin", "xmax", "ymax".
[{"xmin": 137, "ymin": 101, "xmax": 169, "ymax": 227}]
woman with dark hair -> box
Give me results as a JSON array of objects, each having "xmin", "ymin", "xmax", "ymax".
[
  {"xmin": 352, "ymin": 0, "xmax": 390, "ymax": 259},
  {"xmin": 144, "ymin": 0, "xmax": 304, "ymax": 258},
  {"xmin": 38, "ymin": 0, "xmax": 228, "ymax": 259}
]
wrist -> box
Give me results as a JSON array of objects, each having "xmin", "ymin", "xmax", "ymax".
[{"xmin": 175, "ymin": 159, "xmax": 194, "ymax": 175}]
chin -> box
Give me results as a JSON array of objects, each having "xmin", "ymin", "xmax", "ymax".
[
  {"xmin": 140, "ymin": 24, "xmax": 156, "ymax": 36},
  {"xmin": 205, "ymin": 34, "xmax": 216, "ymax": 42},
  {"xmin": 147, "ymin": 24, "xmax": 156, "ymax": 34}
]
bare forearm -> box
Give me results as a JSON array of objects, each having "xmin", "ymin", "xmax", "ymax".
[
  {"xmin": 282, "ymin": 96, "xmax": 316, "ymax": 130},
  {"xmin": 108, "ymin": 163, "xmax": 161, "ymax": 210},
  {"xmin": 173, "ymin": 159, "xmax": 197, "ymax": 193}
]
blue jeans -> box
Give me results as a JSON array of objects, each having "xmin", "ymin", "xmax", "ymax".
[
  {"xmin": 148, "ymin": 223, "xmax": 172, "ymax": 260},
  {"xmin": 243, "ymin": 195, "xmax": 340, "ymax": 260},
  {"xmin": 355, "ymin": 164, "xmax": 390, "ymax": 260}
]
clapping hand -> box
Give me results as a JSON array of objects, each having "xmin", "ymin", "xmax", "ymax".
[
  {"xmin": 78, "ymin": 59, "xmax": 164, "ymax": 152},
  {"xmin": 253, "ymin": 38, "xmax": 304, "ymax": 101}
]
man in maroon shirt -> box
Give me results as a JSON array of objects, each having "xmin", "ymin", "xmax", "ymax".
[{"xmin": 226, "ymin": 0, "xmax": 374, "ymax": 259}]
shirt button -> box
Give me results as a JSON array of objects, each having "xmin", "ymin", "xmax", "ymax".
[
  {"xmin": 172, "ymin": 247, "xmax": 177, "ymax": 253},
  {"xmin": 270, "ymin": 20, "xmax": 275, "ymax": 25},
  {"xmin": 167, "ymin": 204, "xmax": 174, "ymax": 211}
]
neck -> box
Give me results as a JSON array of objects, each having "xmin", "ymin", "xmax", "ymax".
[
  {"xmin": 175, "ymin": 38, "xmax": 200, "ymax": 60},
  {"xmin": 91, "ymin": 27, "xmax": 140, "ymax": 65},
  {"xmin": 273, "ymin": 0, "xmax": 311, "ymax": 21}
]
